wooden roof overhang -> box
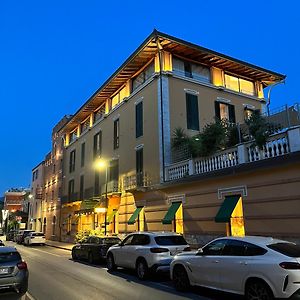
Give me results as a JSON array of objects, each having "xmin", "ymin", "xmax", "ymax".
[{"xmin": 62, "ymin": 30, "xmax": 286, "ymax": 134}]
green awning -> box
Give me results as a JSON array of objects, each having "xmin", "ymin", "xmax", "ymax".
[
  {"xmin": 215, "ymin": 195, "xmax": 240, "ymax": 223},
  {"xmin": 128, "ymin": 207, "xmax": 143, "ymax": 225},
  {"xmin": 106, "ymin": 210, "xmax": 118, "ymax": 223},
  {"xmin": 162, "ymin": 202, "xmax": 181, "ymax": 224}
]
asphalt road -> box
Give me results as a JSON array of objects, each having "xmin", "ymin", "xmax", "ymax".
[{"xmin": 0, "ymin": 241, "xmax": 241, "ymax": 300}]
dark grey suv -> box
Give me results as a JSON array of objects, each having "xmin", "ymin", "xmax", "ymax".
[{"xmin": 0, "ymin": 246, "xmax": 28, "ymax": 294}]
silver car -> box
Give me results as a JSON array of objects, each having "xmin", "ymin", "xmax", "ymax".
[
  {"xmin": 0, "ymin": 246, "xmax": 28, "ymax": 295},
  {"xmin": 107, "ymin": 232, "xmax": 190, "ymax": 280},
  {"xmin": 171, "ymin": 236, "xmax": 300, "ymax": 300}
]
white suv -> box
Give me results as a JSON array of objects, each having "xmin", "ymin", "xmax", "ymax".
[{"xmin": 106, "ymin": 232, "xmax": 190, "ymax": 280}]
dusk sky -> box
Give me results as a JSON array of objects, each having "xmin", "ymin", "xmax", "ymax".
[{"xmin": 0, "ymin": 1, "xmax": 298, "ymax": 195}]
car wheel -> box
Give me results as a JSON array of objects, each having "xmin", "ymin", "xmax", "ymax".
[
  {"xmin": 245, "ymin": 280, "xmax": 274, "ymax": 300},
  {"xmin": 136, "ymin": 259, "xmax": 149, "ymax": 280},
  {"xmin": 88, "ymin": 252, "xmax": 94, "ymax": 264},
  {"xmin": 16, "ymin": 282, "xmax": 28, "ymax": 296},
  {"xmin": 107, "ymin": 253, "xmax": 116, "ymax": 271},
  {"xmin": 173, "ymin": 265, "xmax": 190, "ymax": 292},
  {"xmin": 72, "ymin": 249, "xmax": 78, "ymax": 261}
]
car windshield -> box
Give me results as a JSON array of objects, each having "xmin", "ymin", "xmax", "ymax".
[
  {"xmin": 267, "ymin": 242, "xmax": 300, "ymax": 257},
  {"xmin": 0, "ymin": 252, "xmax": 21, "ymax": 263},
  {"xmin": 154, "ymin": 236, "xmax": 187, "ymax": 246}
]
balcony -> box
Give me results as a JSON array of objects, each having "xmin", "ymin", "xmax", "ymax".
[
  {"xmin": 102, "ymin": 180, "xmax": 122, "ymax": 194},
  {"xmin": 123, "ymin": 172, "xmax": 153, "ymax": 191},
  {"xmin": 165, "ymin": 127, "xmax": 300, "ymax": 181}
]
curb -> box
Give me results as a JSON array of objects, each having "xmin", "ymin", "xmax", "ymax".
[{"xmin": 45, "ymin": 243, "xmax": 73, "ymax": 251}]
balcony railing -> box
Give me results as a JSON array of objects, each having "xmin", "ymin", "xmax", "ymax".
[
  {"xmin": 165, "ymin": 127, "xmax": 300, "ymax": 181},
  {"xmin": 123, "ymin": 172, "xmax": 153, "ymax": 190},
  {"xmin": 102, "ymin": 180, "xmax": 121, "ymax": 194}
]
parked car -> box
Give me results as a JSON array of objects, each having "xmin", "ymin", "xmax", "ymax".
[
  {"xmin": 0, "ymin": 246, "xmax": 28, "ymax": 294},
  {"xmin": 72, "ymin": 236, "xmax": 121, "ymax": 264},
  {"xmin": 170, "ymin": 236, "xmax": 300, "ymax": 300},
  {"xmin": 16, "ymin": 230, "xmax": 34, "ymax": 245},
  {"xmin": 107, "ymin": 232, "xmax": 190, "ymax": 280},
  {"xmin": 24, "ymin": 232, "xmax": 46, "ymax": 246},
  {"xmin": 5, "ymin": 230, "xmax": 17, "ymax": 242}
]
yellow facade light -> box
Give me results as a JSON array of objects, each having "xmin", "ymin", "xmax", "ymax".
[
  {"xmin": 94, "ymin": 158, "xmax": 107, "ymax": 171},
  {"xmin": 95, "ymin": 207, "xmax": 107, "ymax": 214}
]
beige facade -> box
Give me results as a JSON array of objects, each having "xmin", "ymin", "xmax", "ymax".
[
  {"xmin": 55, "ymin": 31, "xmax": 300, "ymax": 244},
  {"xmin": 28, "ymin": 161, "xmax": 44, "ymax": 231}
]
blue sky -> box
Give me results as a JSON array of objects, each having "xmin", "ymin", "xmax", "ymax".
[{"xmin": 0, "ymin": 1, "xmax": 298, "ymax": 195}]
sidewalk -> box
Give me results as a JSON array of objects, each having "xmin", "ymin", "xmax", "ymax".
[{"xmin": 46, "ymin": 239, "xmax": 74, "ymax": 251}]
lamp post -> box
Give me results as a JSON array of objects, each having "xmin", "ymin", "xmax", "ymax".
[{"xmin": 94, "ymin": 159, "xmax": 108, "ymax": 235}]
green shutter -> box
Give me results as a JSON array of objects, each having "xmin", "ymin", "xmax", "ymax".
[
  {"xmin": 186, "ymin": 94, "xmax": 199, "ymax": 130},
  {"xmin": 228, "ymin": 104, "xmax": 236, "ymax": 123},
  {"xmin": 215, "ymin": 195, "xmax": 240, "ymax": 223},
  {"xmin": 128, "ymin": 207, "xmax": 143, "ymax": 225},
  {"xmin": 162, "ymin": 202, "xmax": 181, "ymax": 224},
  {"xmin": 136, "ymin": 102, "xmax": 143, "ymax": 138},
  {"xmin": 215, "ymin": 101, "xmax": 221, "ymax": 120}
]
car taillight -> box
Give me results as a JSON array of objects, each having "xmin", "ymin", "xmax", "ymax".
[
  {"xmin": 150, "ymin": 248, "xmax": 169, "ymax": 253},
  {"xmin": 17, "ymin": 262, "xmax": 27, "ymax": 270},
  {"xmin": 279, "ymin": 262, "xmax": 300, "ymax": 269},
  {"xmin": 183, "ymin": 246, "xmax": 191, "ymax": 251}
]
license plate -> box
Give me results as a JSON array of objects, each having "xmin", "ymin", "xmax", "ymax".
[{"xmin": 0, "ymin": 268, "xmax": 9, "ymax": 274}]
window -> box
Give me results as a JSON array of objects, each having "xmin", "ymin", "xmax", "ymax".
[
  {"xmin": 69, "ymin": 130, "xmax": 77, "ymax": 143},
  {"xmin": 69, "ymin": 150, "xmax": 76, "ymax": 173},
  {"xmin": 132, "ymin": 234, "xmax": 150, "ymax": 246},
  {"xmin": 202, "ymin": 239, "xmax": 227, "ymax": 255},
  {"xmin": 111, "ymin": 86, "xmax": 127, "ymax": 109},
  {"xmin": 94, "ymin": 171, "xmax": 100, "ymax": 196},
  {"xmin": 136, "ymin": 148, "xmax": 143, "ymax": 186},
  {"xmin": 0, "ymin": 252, "xmax": 21, "ymax": 263},
  {"xmin": 109, "ymin": 159, "xmax": 119, "ymax": 182},
  {"xmin": 122, "ymin": 235, "xmax": 134, "ymax": 246},
  {"xmin": 80, "ymin": 117, "xmax": 90, "ymax": 134},
  {"xmin": 52, "ymin": 216, "xmax": 56, "ymax": 236},
  {"xmin": 155, "ymin": 236, "xmax": 187, "ymax": 246},
  {"xmin": 225, "ymin": 74, "xmax": 255, "ymax": 96},
  {"xmin": 132, "ymin": 61, "xmax": 154, "ymax": 91},
  {"xmin": 173, "ymin": 57, "xmax": 210, "ymax": 83},
  {"xmin": 94, "ymin": 104, "xmax": 105, "ymax": 123},
  {"xmin": 135, "ymin": 102, "xmax": 143, "ymax": 138},
  {"xmin": 267, "ymin": 243, "xmax": 300, "ymax": 257},
  {"xmin": 81, "ymin": 143, "xmax": 85, "ymax": 167},
  {"xmin": 186, "ymin": 93, "xmax": 200, "ymax": 130},
  {"xmin": 215, "ymin": 101, "xmax": 236, "ymax": 123},
  {"xmin": 79, "ymin": 175, "xmax": 84, "ymax": 200},
  {"xmin": 93, "ymin": 132, "xmax": 102, "ymax": 158},
  {"xmin": 113, "ymin": 119, "xmax": 119, "ymax": 149},
  {"xmin": 244, "ymin": 108, "xmax": 254, "ymax": 120},
  {"xmin": 51, "ymin": 190, "xmax": 54, "ymax": 201},
  {"xmin": 222, "ymin": 240, "xmax": 246, "ymax": 256},
  {"xmin": 68, "ymin": 179, "xmax": 74, "ymax": 200}
]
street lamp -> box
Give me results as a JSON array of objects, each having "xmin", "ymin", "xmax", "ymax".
[{"xmin": 94, "ymin": 158, "xmax": 108, "ymax": 235}]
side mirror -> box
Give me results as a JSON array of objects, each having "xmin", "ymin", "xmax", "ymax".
[{"xmin": 196, "ymin": 248, "xmax": 204, "ymax": 255}]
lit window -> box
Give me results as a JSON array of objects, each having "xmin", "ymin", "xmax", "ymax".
[
  {"xmin": 132, "ymin": 62, "xmax": 154, "ymax": 91},
  {"xmin": 225, "ymin": 74, "xmax": 255, "ymax": 96},
  {"xmin": 173, "ymin": 57, "xmax": 210, "ymax": 83}
]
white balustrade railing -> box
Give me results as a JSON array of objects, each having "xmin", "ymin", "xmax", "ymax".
[
  {"xmin": 165, "ymin": 160, "xmax": 190, "ymax": 181},
  {"xmin": 165, "ymin": 128, "xmax": 298, "ymax": 182},
  {"xmin": 194, "ymin": 148, "xmax": 238, "ymax": 174},
  {"xmin": 246, "ymin": 132, "xmax": 289, "ymax": 162}
]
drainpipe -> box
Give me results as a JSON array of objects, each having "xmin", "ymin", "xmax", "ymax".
[
  {"xmin": 267, "ymin": 79, "xmax": 285, "ymax": 115},
  {"xmin": 155, "ymin": 36, "xmax": 166, "ymax": 182}
]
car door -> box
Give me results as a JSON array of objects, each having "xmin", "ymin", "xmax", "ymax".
[
  {"xmin": 188, "ymin": 239, "xmax": 227, "ymax": 289},
  {"xmin": 218, "ymin": 239, "xmax": 250, "ymax": 293},
  {"xmin": 114, "ymin": 235, "xmax": 134, "ymax": 267}
]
